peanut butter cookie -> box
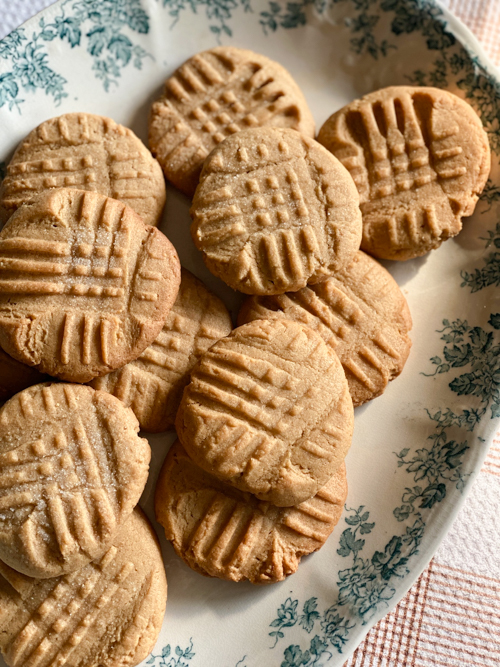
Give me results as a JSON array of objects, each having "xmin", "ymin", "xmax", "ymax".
[
  {"xmin": 0, "ymin": 188, "xmax": 181, "ymax": 383},
  {"xmin": 0, "ymin": 509, "xmax": 167, "ymax": 667},
  {"xmin": 238, "ymin": 251, "xmax": 412, "ymax": 406},
  {"xmin": 0, "ymin": 383, "xmax": 151, "ymax": 578},
  {"xmin": 156, "ymin": 441, "xmax": 347, "ymax": 584},
  {"xmin": 149, "ymin": 46, "xmax": 315, "ymax": 197},
  {"xmin": 317, "ymin": 86, "xmax": 490, "ymax": 260},
  {"xmin": 1, "ymin": 113, "xmax": 166, "ymax": 227},
  {"xmin": 175, "ymin": 319, "xmax": 353, "ymax": 506},
  {"xmin": 191, "ymin": 127, "xmax": 362, "ymax": 295},
  {"xmin": 91, "ymin": 268, "xmax": 232, "ymax": 432}
]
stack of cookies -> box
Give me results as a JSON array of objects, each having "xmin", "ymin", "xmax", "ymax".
[
  {"xmin": 0, "ymin": 157, "xmax": 180, "ymax": 663},
  {"xmin": 147, "ymin": 48, "xmax": 489, "ymax": 584},
  {"xmin": 0, "ymin": 385, "xmax": 167, "ymax": 667},
  {"xmin": 0, "ymin": 42, "xmax": 490, "ymax": 664}
]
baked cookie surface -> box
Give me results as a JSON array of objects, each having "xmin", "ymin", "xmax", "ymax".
[
  {"xmin": 0, "ymin": 347, "xmax": 48, "ymax": 402},
  {"xmin": 0, "ymin": 509, "xmax": 167, "ymax": 667},
  {"xmin": 0, "ymin": 383, "xmax": 151, "ymax": 578},
  {"xmin": 91, "ymin": 268, "xmax": 232, "ymax": 432},
  {"xmin": 1, "ymin": 113, "xmax": 166, "ymax": 228},
  {"xmin": 156, "ymin": 441, "xmax": 347, "ymax": 584},
  {"xmin": 175, "ymin": 318, "xmax": 353, "ymax": 506},
  {"xmin": 238, "ymin": 251, "xmax": 412, "ymax": 406},
  {"xmin": 0, "ymin": 188, "xmax": 181, "ymax": 383},
  {"xmin": 149, "ymin": 46, "xmax": 315, "ymax": 197},
  {"xmin": 317, "ymin": 86, "xmax": 490, "ymax": 260},
  {"xmin": 191, "ymin": 127, "xmax": 362, "ymax": 295}
]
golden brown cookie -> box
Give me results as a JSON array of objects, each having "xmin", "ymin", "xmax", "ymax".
[
  {"xmin": 1, "ymin": 113, "xmax": 166, "ymax": 227},
  {"xmin": 0, "ymin": 188, "xmax": 181, "ymax": 383},
  {"xmin": 149, "ymin": 46, "xmax": 315, "ymax": 197},
  {"xmin": 238, "ymin": 251, "xmax": 412, "ymax": 406},
  {"xmin": 190, "ymin": 127, "xmax": 362, "ymax": 295},
  {"xmin": 0, "ymin": 509, "xmax": 167, "ymax": 667},
  {"xmin": 0, "ymin": 347, "xmax": 48, "ymax": 402},
  {"xmin": 0, "ymin": 383, "xmax": 151, "ymax": 578},
  {"xmin": 317, "ymin": 86, "xmax": 490, "ymax": 260},
  {"xmin": 156, "ymin": 441, "xmax": 347, "ymax": 584},
  {"xmin": 175, "ymin": 318, "xmax": 353, "ymax": 507},
  {"xmin": 91, "ymin": 268, "xmax": 232, "ymax": 432}
]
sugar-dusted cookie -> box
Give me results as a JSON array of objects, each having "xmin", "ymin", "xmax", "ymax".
[
  {"xmin": 238, "ymin": 251, "xmax": 412, "ymax": 406},
  {"xmin": 176, "ymin": 319, "xmax": 353, "ymax": 506},
  {"xmin": 149, "ymin": 46, "xmax": 315, "ymax": 197},
  {"xmin": 156, "ymin": 441, "xmax": 347, "ymax": 584},
  {"xmin": 0, "ymin": 509, "xmax": 167, "ymax": 667},
  {"xmin": 190, "ymin": 127, "xmax": 362, "ymax": 295},
  {"xmin": 91, "ymin": 268, "xmax": 232, "ymax": 432},
  {"xmin": 1, "ymin": 113, "xmax": 166, "ymax": 227},
  {"xmin": 317, "ymin": 86, "xmax": 490, "ymax": 260},
  {"xmin": 0, "ymin": 383, "xmax": 151, "ymax": 578},
  {"xmin": 0, "ymin": 189, "xmax": 181, "ymax": 383},
  {"xmin": 0, "ymin": 347, "xmax": 48, "ymax": 402}
]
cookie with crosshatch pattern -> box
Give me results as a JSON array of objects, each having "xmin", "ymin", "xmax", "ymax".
[
  {"xmin": 0, "ymin": 347, "xmax": 48, "ymax": 402},
  {"xmin": 175, "ymin": 318, "xmax": 353, "ymax": 507},
  {"xmin": 0, "ymin": 113, "xmax": 166, "ymax": 228},
  {"xmin": 91, "ymin": 268, "xmax": 232, "ymax": 432},
  {"xmin": 0, "ymin": 188, "xmax": 181, "ymax": 383},
  {"xmin": 148, "ymin": 46, "xmax": 315, "ymax": 197},
  {"xmin": 238, "ymin": 251, "xmax": 412, "ymax": 406},
  {"xmin": 190, "ymin": 127, "xmax": 362, "ymax": 295},
  {"xmin": 0, "ymin": 383, "xmax": 150, "ymax": 579},
  {"xmin": 317, "ymin": 86, "xmax": 490, "ymax": 260},
  {"xmin": 0, "ymin": 509, "xmax": 167, "ymax": 667},
  {"xmin": 155, "ymin": 441, "xmax": 347, "ymax": 584}
]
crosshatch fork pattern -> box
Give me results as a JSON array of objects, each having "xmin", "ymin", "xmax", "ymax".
[
  {"xmin": 340, "ymin": 94, "xmax": 466, "ymax": 201},
  {"xmin": 0, "ymin": 512, "xmax": 164, "ymax": 667},
  {"xmin": 159, "ymin": 54, "xmax": 286, "ymax": 153},
  {"xmin": 91, "ymin": 269, "xmax": 232, "ymax": 432},
  {"xmin": 0, "ymin": 193, "xmax": 132, "ymax": 301},
  {"xmin": 0, "ymin": 383, "xmax": 151, "ymax": 582},
  {"xmin": 1, "ymin": 114, "xmax": 166, "ymax": 227},
  {"xmin": 0, "ymin": 385, "xmax": 121, "ymax": 569},
  {"xmin": 177, "ymin": 320, "xmax": 353, "ymax": 505},
  {"xmin": 318, "ymin": 87, "xmax": 489, "ymax": 258},
  {"xmin": 238, "ymin": 252, "xmax": 412, "ymax": 406},
  {"xmin": 198, "ymin": 158, "xmax": 319, "ymax": 240},
  {"xmin": 192, "ymin": 129, "xmax": 362, "ymax": 294},
  {"xmin": 0, "ymin": 189, "xmax": 177, "ymax": 380},
  {"xmin": 2, "ymin": 549, "xmax": 133, "ymax": 667},
  {"xmin": 196, "ymin": 155, "xmax": 328, "ymax": 294},
  {"xmin": 149, "ymin": 47, "xmax": 314, "ymax": 194}
]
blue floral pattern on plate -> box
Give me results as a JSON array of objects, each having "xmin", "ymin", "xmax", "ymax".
[
  {"xmin": 0, "ymin": 1, "xmax": 498, "ymax": 665},
  {"xmin": 0, "ymin": 0, "xmax": 150, "ymax": 108}
]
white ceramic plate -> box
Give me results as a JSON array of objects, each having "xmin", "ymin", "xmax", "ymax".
[{"xmin": 0, "ymin": 1, "xmax": 499, "ymax": 665}]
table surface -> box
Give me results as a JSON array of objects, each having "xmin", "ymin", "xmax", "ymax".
[{"xmin": 0, "ymin": 1, "xmax": 498, "ymax": 666}]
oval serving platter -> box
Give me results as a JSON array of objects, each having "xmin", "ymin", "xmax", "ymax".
[{"xmin": 0, "ymin": 1, "xmax": 499, "ymax": 665}]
